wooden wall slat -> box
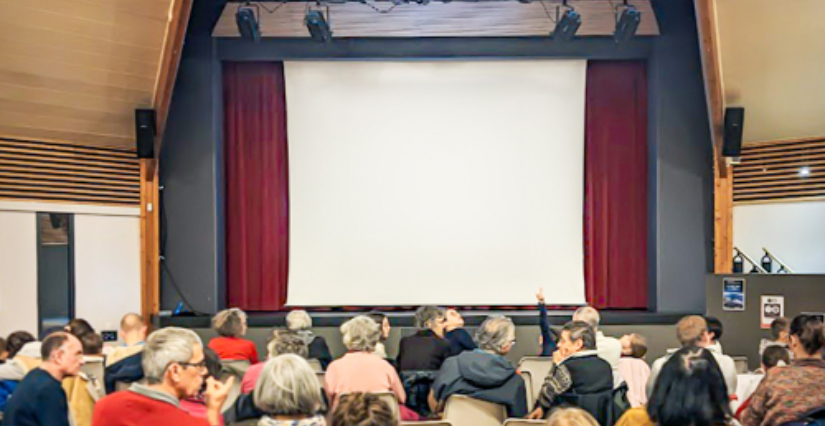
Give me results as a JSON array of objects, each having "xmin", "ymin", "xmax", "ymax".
[{"xmin": 733, "ymin": 138, "xmax": 825, "ymax": 204}]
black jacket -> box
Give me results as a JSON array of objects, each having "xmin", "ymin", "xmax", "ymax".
[
  {"xmin": 104, "ymin": 352, "xmax": 144, "ymax": 394},
  {"xmin": 433, "ymin": 350, "xmax": 528, "ymax": 418},
  {"xmin": 308, "ymin": 335, "xmax": 333, "ymax": 370},
  {"xmin": 397, "ymin": 330, "xmax": 452, "ymax": 371},
  {"xmin": 445, "ymin": 328, "xmax": 477, "ymax": 357}
]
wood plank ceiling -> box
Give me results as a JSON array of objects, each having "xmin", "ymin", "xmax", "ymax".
[{"xmin": 0, "ymin": 0, "xmax": 175, "ymax": 151}]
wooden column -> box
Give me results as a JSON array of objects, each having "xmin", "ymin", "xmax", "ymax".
[{"xmin": 140, "ymin": 159, "xmax": 160, "ymax": 323}]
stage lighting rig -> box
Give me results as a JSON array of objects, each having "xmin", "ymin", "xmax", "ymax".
[
  {"xmin": 613, "ymin": 0, "xmax": 641, "ymax": 44},
  {"xmin": 305, "ymin": 5, "xmax": 332, "ymax": 42},
  {"xmin": 235, "ymin": 3, "xmax": 261, "ymax": 41},
  {"xmin": 551, "ymin": 0, "xmax": 581, "ymax": 41}
]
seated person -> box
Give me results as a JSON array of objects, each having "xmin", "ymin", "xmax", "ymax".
[
  {"xmin": 430, "ymin": 315, "xmax": 527, "ymax": 417},
  {"xmin": 366, "ymin": 311, "xmax": 392, "ymax": 359},
  {"xmin": 735, "ymin": 346, "xmax": 791, "ymax": 420},
  {"xmin": 254, "ymin": 354, "xmax": 326, "ymax": 426},
  {"xmin": 332, "ymin": 393, "xmax": 397, "ymax": 426},
  {"xmin": 242, "ymin": 329, "xmax": 308, "ymax": 393},
  {"xmin": 618, "ymin": 333, "xmax": 651, "ymax": 408},
  {"xmin": 93, "ymin": 327, "xmax": 235, "ymax": 426},
  {"xmin": 208, "ymin": 308, "xmax": 258, "ymax": 364},
  {"xmin": 287, "ymin": 310, "xmax": 332, "ymax": 369},
  {"xmin": 742, "ymin": 314, "xmax": 825, "ymax": 426},
  {"xmin": 107, "ymin": 313, "xmax": 148, "ymax": 367},
  {"xmin": 759, "ymin": 317, "xmax": 790, "ymax": 356},
  {"xmin": 444, "ymin": 309, "xmax": 476, "ymax": 357},
  {"xmin": 647, "ymin": 316, "xmax": 737, "ymax": 398},
  {"xmin": 547, "ymin": 407, "xmax": 601, "ymax": 426},
  {"xmin": 0, "ymin": 331, "xmax": 39, "ymax": 382},
  {"xmin": 573, "ymin": 306, "xmax": 623, "ymax": 388},
  {"xmin": 180, "ymin": 348, "xmax": 224, "ymax": 425},
  {"xmin": 528, "ymin": 321, "xmax": 613, "ymax": 420},
  {"xmin": 704, "ymin": 316, "xmax": 725, "ymax": 354},
  {"xmin": 397, "ymin": 306, "xmax": 451, "ymax": 372},
  {"xmin": 615, "ymin": 347, "xmax": 731, "ymax": 426},
  {"xmin": 65, "ymin": 319, "xmax": 96, "ymax": 339},
  {"xmin": 536, "ymin": 288, "xmax": 559, "ymax": 355}
]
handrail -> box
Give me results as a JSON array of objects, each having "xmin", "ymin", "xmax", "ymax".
[
  {"xmin": 763, "ymin": 247, "xmax": 794, "ymax": 274},
  {"xmin": 733, "ymin": 247, "xmax": 769, "ymax": 274}
]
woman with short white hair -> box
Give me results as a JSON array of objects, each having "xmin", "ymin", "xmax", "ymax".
[
  {"xmin": 287, "ymin": 310, "xmax": 332, "ymax": 369},
  {"xmin": 254, "ymin": 354, "xmax": 326, "ymax": 426},
  {"xmin": 324, "ymin": 316, "xmax": 407, "ymax": 416}
]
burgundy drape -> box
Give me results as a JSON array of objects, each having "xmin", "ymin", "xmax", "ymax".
[
  {"xmin": 224, "ymin": 62, "xmax": 289, "ymax": 311},
  {"xmin": 584, "ymin": 61, "xmax": 649, "ymax": 309}
]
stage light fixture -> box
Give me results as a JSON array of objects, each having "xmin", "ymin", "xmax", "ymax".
[
  {"xmin": 613, "ymin": 1, "xmax": 641, "ymax": 44},
  {"xmin": 552, "ymin": 1, "xmax": 581, "ymax": 41},
  {"xmin": 235, "ymin": 4, "xmax": 261, "ymax": 42},
  {"xmin": 305, "ymin": 8, "xmax": 332, "ymax": 42}
]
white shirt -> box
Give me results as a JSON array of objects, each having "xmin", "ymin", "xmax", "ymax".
[
  {"xmin": 596, "ymin": 331, "xmax": 624, "ymax": 388},
  {"xmin": 646, "ymin": 347, "xmax": 738, "ymax": 397}
]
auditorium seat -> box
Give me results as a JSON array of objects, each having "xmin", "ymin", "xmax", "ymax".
[
  {"xmin": 315, "ymin": 371, "xmax": 325, "ymax": 387},
  {"xmin": 732, "ymin": 356, "xmax": 749, "ymax": 374},
  {"xmin": 518, "ymin": 357, "xmax": 554, "ymax": 402},
  {"xmin": 520, "ymin": 371, "xmax": 535, "ymax": 410},
  {"xmin": 307, "ymin": 359, "xmax": 324, "ymax": 372},
  {"xmin": 503, "ymin": 419, "xmax": 548, "ymax": 426},
  {"xmin": 443, "ymin": 395, "xmax": 506, "ymax": 426},
  {"xmin": 219, "ymin": 360, "xmax": 249, "ymax": 413}
]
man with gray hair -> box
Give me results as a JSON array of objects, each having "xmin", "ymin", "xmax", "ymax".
[
  {"xmin": 527, "ymin": 321, "xmax": 613, "ymax": 420},
  {"xmin": 573, "ymin": 306, "xmax": 623, "ymax": 388},
  {"xmin": 92, "ymin": 327, "xmax": 234, "ymax": 426},
  {"xmin": 429, "ymin": 315, "xmax": 527, "ymax": 417}
]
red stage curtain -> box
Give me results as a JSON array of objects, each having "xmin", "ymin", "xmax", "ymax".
[
  {"xmin": 224, "ymin": 62, "xmax": 289, "ymax": 311},
  {"xmin": 584, "ymin": 61, "xmax": 649, "ymax": 309}
]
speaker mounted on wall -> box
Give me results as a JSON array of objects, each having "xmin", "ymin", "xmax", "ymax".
[
  {"xmin": 723, "ymin": 107, "xmax": 745, "ymax": 160},
  {"xmin": 135, "ymin": 109, "xmax": 157, "ymax": 159}
]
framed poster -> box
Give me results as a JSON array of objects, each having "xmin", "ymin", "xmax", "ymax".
[
  {"xmin": 722, "ymin": 278, "xmax": 746, "ymax": 311},
  {"xmin": 761, "ymin": 296, "xmax": 784, "ymax": 329}
]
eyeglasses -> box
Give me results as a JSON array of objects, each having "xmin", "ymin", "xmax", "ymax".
[{"xmin": 177, "ymin": 360, "xmax": 208, "ymax": 373}]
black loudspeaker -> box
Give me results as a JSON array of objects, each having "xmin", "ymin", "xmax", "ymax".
[
  {"xmin": 136, "ymin": 109, "xmax": 156, "ymax": 159},
  {"xmin": 723, "ymin": 107, "xmax": 745, "ymax": 157}
]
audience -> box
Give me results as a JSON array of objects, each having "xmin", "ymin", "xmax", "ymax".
[
  {"xmin": 332, "ymin": 392, "xmax": 399, "ymax": 426},
  {"xmin": 81, "ymin": 332, "xmax": 104, "ymax": 358},
  {"xmin": 179, "ymin": 348, "xmax": 224, "ymax": 425},
  {"xmin": 528, "ymin": 321, "xmax": 613, "ymax": 420},
  {"xmin": 0, "ymin": 331, "xmax": 40, "ymax": 382},
  {"xmin": 208, "ymin": 308, "xmax": 259, "ymax": 364},
  {"xmin": 242, "ymin": 329, "xmax": 309, "ymax": 393},
  {"xmin": 430, "ymin": 315, "xmax": 527, "ymax": 417},
  {"xmin": 548, "ymin": 407, "xmax": 601, "ymax": 426},
  {"xmin": 254, "ymin": 354, "xmax": 327, "ymax": 426},
  {"xmin": 4, "ymin": 332, "xmax": 85, "ymax": 426},
  {"xmin": 735, "ymin": 346, "xmax": 791, "ymax": 420},
  {"xmin": 647, "ymin": 316, "xmax": 737, "ymax": 397},
  {"xmin": 537, "ymin": 288, "xmax": 559, "ymax": 355},
  {"xmin": 759, "ymin": 317, "xmax": 790, "ymax": 356},
  {"xmin": 92, "ymin": 327, "xmax": 234, "ymax": 426},
  {"xmin": 615, "ymin": 347, "xmax": 731, "ymax": 426},
  {"xmin": 444, "ymin": 308, "xmax": 477, "ymax": 356},
  {"xmin": 324, "ymin": 316, "xmax": 406, "ymax": 415},
  {"xmin": 572, "ymin": 306, "xmax": 623, "ymax": 388},
  {"xmin": 742, "ymin": 314, "xmax": 825, "ymax": 426},
  {"xmin": 704, "ymin": 316, "xmax": 725, "ymax": 354},
  {"xmin": 618, "ymin": 333, "xmax": 651, "ymax": 408},
  {"xmin": 287, "ymin": 309, "xmax": 333, "ymax": 369},
  {"xmin": 107, "ymin": 313, "xmax": 148, "ymax": 366},
  {"xmin": 65, "ymin": 318, "xmax": 96, "ymax": 339},
  {"xmin": 397, "ymin": 306, "xmax": 451, "ymax": 372},
  {"xmin": 366, "ymin": 311, "xmax": 392, "ymax": 359}
]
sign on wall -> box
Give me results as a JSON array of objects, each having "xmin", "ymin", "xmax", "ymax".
[
  {"xmin": 761, "ymin": 295, "xmax": 784, "ymax": 329},
  {"xmin": 723, "ymin": 278, "xmax": 746, "ymax": 311}
]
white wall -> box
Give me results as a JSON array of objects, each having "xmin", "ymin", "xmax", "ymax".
[
  {"xmin": 0, "ymin": 211, "xmax": 39, "ymax": 336},
  {"xmin": 733, "ymin": 200, "xmax": 825, "ymax": 273}
]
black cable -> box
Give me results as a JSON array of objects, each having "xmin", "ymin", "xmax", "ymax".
[
  {"xmin": 361, "ymin": 1, "xmax": 399, "ymax": 14},
  {"xmin": 539, "ymin": 1, "xmax": 557, "ymax": 24},
  {"xmin": 258, "ymin": 1, "xmax": 288, "ymax": 14}
]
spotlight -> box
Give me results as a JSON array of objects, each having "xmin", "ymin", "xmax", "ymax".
[
  {"xmin": 800, "ymin": 166, "xmax": 812, "ymax": 177},
  {"xmin": 614, "ymin": 1, "xmax": 641, "ymax": 44},
  {"xmin": 305, "ymin": 8, "xmax": 332, "ymax": 42},
  {"xmin": 235, "ymin": 4, "xmax": 260, "ymax": 42},
  {"xmin": 552, "ymin": 2, "xmax": 581, "ymax": 42}
]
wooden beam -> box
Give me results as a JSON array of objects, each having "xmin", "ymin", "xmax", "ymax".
[
  {"xmin": 140, "ymin": 159, "xmax": 160, "ymax": 324},
  {"xmin": 694, "ymin": 0, "xmax": 732, "ymax": 273}
]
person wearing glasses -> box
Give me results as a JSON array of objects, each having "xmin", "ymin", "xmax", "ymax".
[
  {"xmin": 429, "ymin": 315, "xmax": 527, "ymax": 418},
  {"xmin": 92, "ymin": 327, "xmax": 234, "ymax": 426}
]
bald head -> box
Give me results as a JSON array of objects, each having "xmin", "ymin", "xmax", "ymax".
[
  {"xmin": 573, "ymin": 307, "xmax": 601, "ymax": 331},
  {"xmin": 120, "ymin": 313, "xmax": 147, "ymax": 345}
]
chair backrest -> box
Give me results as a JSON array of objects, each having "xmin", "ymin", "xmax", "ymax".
[
  {"xmin": 503, "ymin": 420, "xmax": 548, "ymax": 426},
  {"xmin": 81, "ymin": 361, "xmax": 106, "ymax": 383},
  {"xmin": 518, "ymin": 357, "xmax": 554, "ymax": 402},
  {"xmin": 732, "ymin": 356, "xmax": 749, "ymax": 374},
  {"xmin": 221, "ymin": 360, "xmax": 252, "ymax": 379},
  {"xmin": 316, "ymin": 371, "xmax": 325, "ymax": 388},
  {"xmin": 443, "ymin": 395, "xmax": 506, "ymax": 426},
  {"xmin": 307, "ymin": 359, "xmax": 324, "ymax": 372},
  {"xmin": 520, "ymin": 371, "xmax": 535, "ymax": 411},
  {"xmin": 402, "ymin": 422, "xmax": 454, "ymax": 426},
  {"xmin": 341, "ymin": 391, "xmax": 400, "ymax": 420},
  {"xmin": 221, "ymin": 373, "xmax": 243, "ymax": 413},
  {"xmin": 115, "ymin": 381, "xmax": 131, "ymax": 392}
]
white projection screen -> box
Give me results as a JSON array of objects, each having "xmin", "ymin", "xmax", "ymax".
[{"xmin": 285, "ymin": 60, "xmax": 587, "ymax": 306}]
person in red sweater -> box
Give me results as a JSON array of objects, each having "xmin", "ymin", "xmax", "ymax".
[
  {"xmin": 208, "ymin": 308, "xmax": 259, "ymax": 363},
  {"xmin": 92, "ymin": 327, "xmax": 234, "ymax": 426}
]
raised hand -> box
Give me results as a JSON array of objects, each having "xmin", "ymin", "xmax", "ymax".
[{"xmin": 536, "ymin": 288, "xmax": 545, "ymax": 304}]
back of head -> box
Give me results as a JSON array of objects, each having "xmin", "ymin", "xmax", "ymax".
[
  {"xmin": 628, "ymin": 334, "xmax": 648, "ymax": 359},
  {"xmin": 41, "ymin": 332, "xmax": 74, "ymax": 361},
  {"xmin": 80, "ymin": 333, "xmax": 103, "ymax": 356},
  {"xmin": 676, "ymin": 316, "xmax": 708, "ymax": 347},
  {"xmin": 332, "ymin": 392, "xmax": 398, "ymax": 426},
  {"xmin": 6, "ymin": 331, "xmax": 36, "ymax": 358},
  {"xmin": 415, "ymin": 305, "xmax": 445, "ymax": 331},
  {"xmin": 267, "ymin": 329, "xmax": 309, "ymax": 358},
  {"xmin": 572, "ymin": 307, "xmax": 600, "ymax": 330},
  {"xmin": 366, "ymin": 311, "xmax": 387, "ymax": 326},
  {"xmin": 563, "ymin": 321, "xmax": 597, "ymax": 351},
  {"xmin": 770, "ymin": 317, "xmax": 789, "ymax": 340},
  {"xmin": 704, "ymin": 316, "xmax": 723, "ymax": 341},
  {"xmin": 761, "ymin": 346, "xmax": 791, "ymax": 371},
  {"xmin": 212, "ymin": 308, "xmax": 247, "ymax": 338},
  {"xmin": 648, "ymin": 347, "xmax": 730, "ymax": 426},
  {"xmin": 474, "ymin": 315, "xmax": 515, "ymax": 355},
  {"xmin": 286, "ymin": 310, "xmax": 313, "ymax": 332},
  {"xmin": 121, "ymin": 313, "xmax": 145, "ymax": 333},
  {"xmin": 254, "ymin": 354, "xmax": 323, "ymax": 416},
  {"xmin": 340, "ymin": 315, "xmax": 381, "ymax": 352},
  {"xmin": 547, "ymin": 407, "xmax": 600, "ymax": 426},
  {"xmin": 790, "ymin": 314, "xmax": 825, "ymax": 355},
  {"xmin": 66, "ymin": 318, "xmax": 95, "ymax": 338},
  {"xmin": 142, "ymin": 327, "xmax": 202, "ymax": 384}
]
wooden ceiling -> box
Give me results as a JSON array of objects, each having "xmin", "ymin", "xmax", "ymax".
[
  {"xmin": 214, "ymin": 0, "xmax": 659, "ymax": 38},
  {"xmin": 0, "ymin": 0, "xmax": 176, "ymax": 151}
]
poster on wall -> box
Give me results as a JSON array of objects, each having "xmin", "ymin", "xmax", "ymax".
[
  {"xmin": 761, "ymin": 296, "xmax": 784, "ymax": 329},
  {"xmin": 722, "ymin": 278, "xmax": 746, "ymax": 311}
]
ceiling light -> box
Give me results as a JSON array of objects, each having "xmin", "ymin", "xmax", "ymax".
[
  {"xmin": 614, "ymin": 1, "xmax": 641, "ymax": 44},
  {"xmin": 552, "ymin": 2, "xmax": 581, "ymax": 42},
  {"xmin": 236, "ymin": 4, "xmax": 261, "ymax": 42},
  {"xmin": 799, "ymin": 166, "xmax": 812, "ymax": 177},
  {"xmin": 305, "ymin": 8, "xmax": 332, "ymax": 42}
]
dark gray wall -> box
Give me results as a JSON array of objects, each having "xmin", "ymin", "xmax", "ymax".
[
  {"xmin": 160, "ymin": 0, "xmax": 714, "ymax": 314},
  {"xmin": 706, "ymin": 274, "xmax": 825, "ymax": 370}
]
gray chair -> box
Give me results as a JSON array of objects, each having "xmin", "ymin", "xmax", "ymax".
[
  {"xmin": 518, "ymin": 357, "xmax": 554, "ymax": 403},
  {"xmin": 443, "ymin": 395, "xmax": 506, "ymax": 426}
]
